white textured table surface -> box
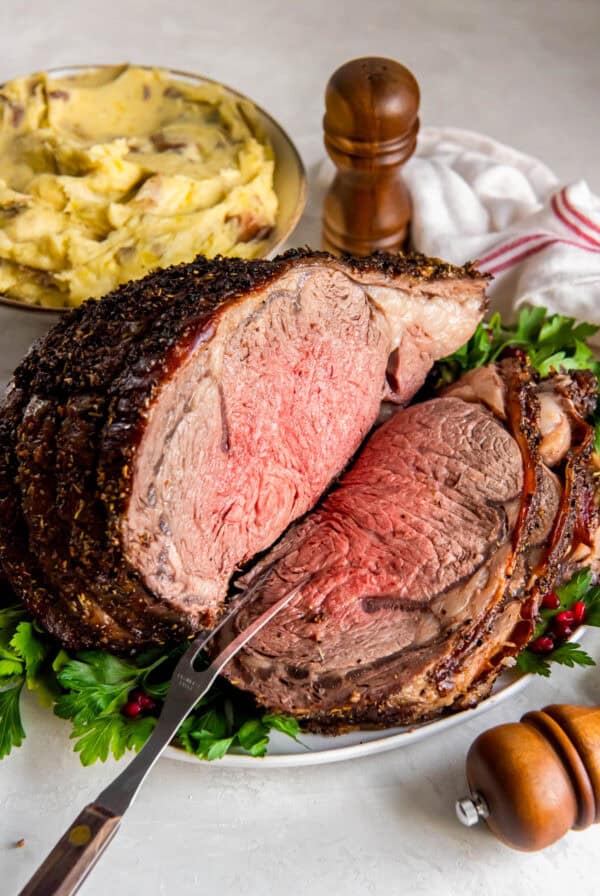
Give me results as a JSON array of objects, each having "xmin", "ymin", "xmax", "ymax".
[{"xmin": 2, "ymin": 1, "xmax": 600, "ymax": 894}]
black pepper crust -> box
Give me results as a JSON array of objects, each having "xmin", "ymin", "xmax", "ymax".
[
  {"xmin": 0, "ymin": 249, "xmax": 488, "ymax": 651},
  {"xmin": 11, "ymin": 249, "xmax": 488, "ymax": 403},
  {"xmin": 337, "ymin": 249, "xmax": 488, "ymax": 282}
]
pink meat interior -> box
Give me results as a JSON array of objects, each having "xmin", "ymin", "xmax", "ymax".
[
  {"xmin": 222, "ymin": 396, "xmax": 525, "ymax": 714},
  {"xmin": 122, "ymin": 267, "xmax": 389, "ymax": 624}
]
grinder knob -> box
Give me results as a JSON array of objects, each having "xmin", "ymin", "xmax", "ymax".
[
  {"xmin": 456, "ymin": 703, "xmax": 600, "ymax": 851},
  {"xmin": 322, "ymin": 56, "xmax": 420, "ymax": 255}
]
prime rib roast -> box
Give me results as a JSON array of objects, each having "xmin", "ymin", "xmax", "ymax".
[
  {"xmin": 0, "ymin": 249, "xmax": 486, "ymax": 653},
  {"xmin": 219, "ymin": 359, "xmax": 599, "ymax": 730}
]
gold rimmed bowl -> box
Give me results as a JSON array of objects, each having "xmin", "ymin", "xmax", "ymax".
[{"xmin": 0, "ymin": 64, "xmax": 306, "ymax": 314}]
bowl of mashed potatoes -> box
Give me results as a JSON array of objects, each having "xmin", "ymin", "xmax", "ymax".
[{"xmin": 0, "ymin": 64, "xmax": 306, "ymax": 310}]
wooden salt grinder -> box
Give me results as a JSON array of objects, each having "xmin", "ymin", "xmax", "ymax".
[
  {"xmin": 456, "ymin": 703, "xmax": 600, "ymax": 851},
  {"xmin": 322, "ymin": 57, "xmax": 420, "ymax": 255}
]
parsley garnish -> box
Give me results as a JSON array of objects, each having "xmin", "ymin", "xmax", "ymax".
[
  {"xmin": 177, "ymin": 703, "xmax": 301, "ymax": 761},
  {"xmin": 0, "ymin": 685, "xmax": 25, "ymax": 758},
  {"xmin": 549, "ymin": 642, "xmax": 596, "ymax": 668},
  {"xmin": 513, "ymin": 650, "xmax": 552, "ymax": 677},
  {"xmin": 11, "ymin": 621, "xmax": 48, "ymax": 683},
  {"xmin": 70, "ymin": 714, "xmax": 158, "ymax": 767},
  {"xmin": 437, "ymin": 306, "xmax": 600, "ymax": 384}
]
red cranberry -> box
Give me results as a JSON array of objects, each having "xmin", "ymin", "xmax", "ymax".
[
  {"xmin": 541, "ymin": 591, "xmax": 561, "ymax": 610},
  {"xmin": 573, "ymin": 601, "xmax": 587, "ymax": 626},
  {"xmin": 556, "ymin": 610, "xmax": 574, "ymax": 622},
  {"xmin": 128, "ymin": 688, "xmax": 157, "ymax": 713},
  {"xmin": 555, "ymin": 610, "xmax": 575, "ymax": 626},
  {"xmin": 529, "ymin": 635, "xmax": 555, "ymax": 654},
  {"xmin": 138, "ymin": 693, "xmax": 157, "ymax": 712},
  {"xmin": 122, "ymin": 699, "xmax": 142, "ymax": 719},
  {"xmin": 553, "ymin": 610, "xmax": 575, "ymax": 639}
]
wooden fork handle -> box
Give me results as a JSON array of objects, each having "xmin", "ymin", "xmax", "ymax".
[{"xmin": 19, "ymin": 803, "xmax": 121, "ymax": 896}]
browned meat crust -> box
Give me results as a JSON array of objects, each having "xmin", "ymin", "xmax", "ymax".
[{"xmin": 336, "ymin": 250, "xmax": 487, "ymax": 282}]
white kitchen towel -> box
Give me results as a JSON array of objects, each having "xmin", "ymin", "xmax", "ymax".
[{"xmin": 295, "ymin": 127, "xmax": 600, "ymax": 328}]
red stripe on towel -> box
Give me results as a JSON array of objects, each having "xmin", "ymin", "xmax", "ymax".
[
  {"xmin": 551, "ymin": 193, "xmax": 600, "ymax": 248},
  {"xmin": 475, "ymin": 233, "xmax": 545, "ymax": 266},
  {"xmin": 485, "ymin": 239, "xmax": 558, "ymax": 275},
  {"xmin": 484, "ymin": 234, "xmax": 600, "ymax": 276},
  {"xmin": 561, "ymin": 187, "xmax": 600, "ymax": 238}
]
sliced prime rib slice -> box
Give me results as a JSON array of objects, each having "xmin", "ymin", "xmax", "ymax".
[
  {"xmin": 219, "ymin": 360, "xmax": 598, "ymax": 730},
  {"xmin": 0, "ymin": 249, "xmax": 486, "ymax": 651}
]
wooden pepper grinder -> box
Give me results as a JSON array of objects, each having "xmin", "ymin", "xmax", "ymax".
[
  {"xmin": 322, "ymin": 57, "xmax": 420, "ymax": 255},
  {"xmin": 456, "ymin": 703, "xmax": 600, "ymax": 851}
]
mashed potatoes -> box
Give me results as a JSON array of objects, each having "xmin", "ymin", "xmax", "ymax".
[{"xmin": 0, "ymin": 65, "xmax": 278, "ymax": 307}]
